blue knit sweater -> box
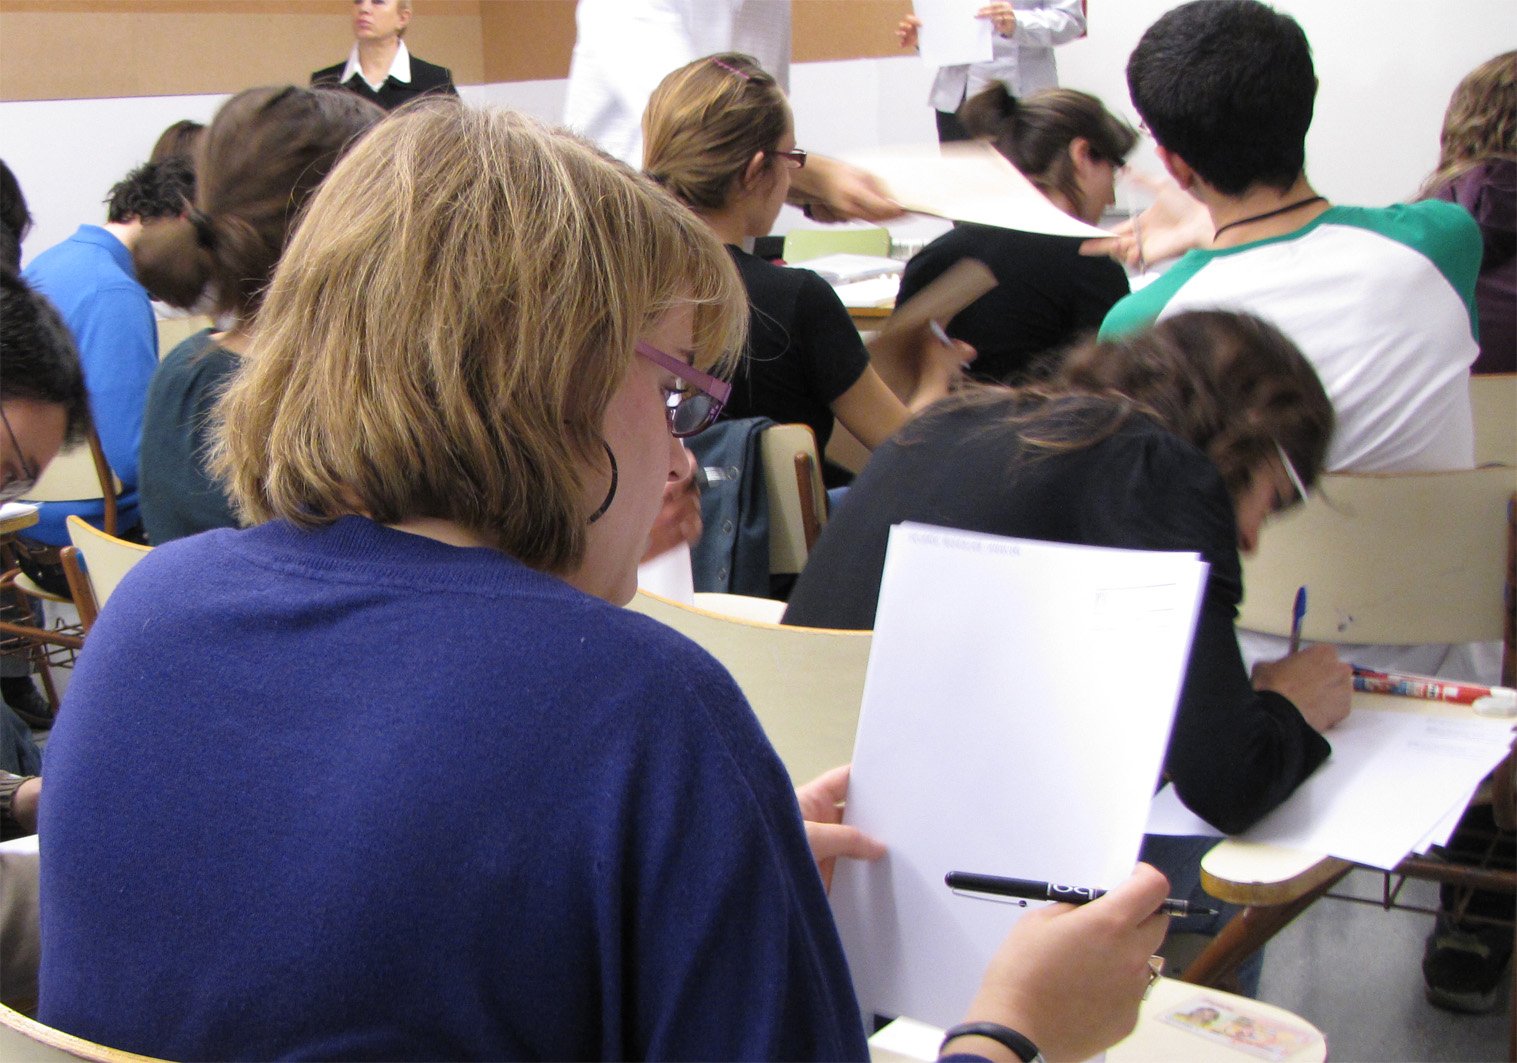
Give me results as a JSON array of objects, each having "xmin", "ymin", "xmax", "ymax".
[{"xmin": 39, "ymin": 517, "xmax": 867, "ymax": 1060}]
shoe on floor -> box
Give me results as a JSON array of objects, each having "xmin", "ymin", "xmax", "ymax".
[
  {"xmin": 0, "ymin": 676, "xmax": 53, "ymax": 730},
  {"xmin": 1423, "ymin": 925, "xmax": 1512, "ymax": 1014}
]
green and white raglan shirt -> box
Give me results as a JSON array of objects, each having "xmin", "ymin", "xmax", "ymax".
[{"xmin": 1100, "ymin": 201, "xmax": 1482, "ymax": 473}]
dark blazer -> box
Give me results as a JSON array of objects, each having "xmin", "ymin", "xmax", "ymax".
[{"xmin": 310, "ymin": 54, "xmax": 458, "ymax": 111}]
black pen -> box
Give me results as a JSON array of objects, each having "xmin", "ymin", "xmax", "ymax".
[{"xmin": 946, "ymin": 871, "xmax": 1218, "ymax": 918}]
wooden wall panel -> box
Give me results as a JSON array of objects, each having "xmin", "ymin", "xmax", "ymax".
[
  {"xmin": 0, "ymin": 0, "xmax": 484, "ymax": 102},
  {"xmin": 0, "ymin": 0, "xmax": 913, "ymax": 103},
  {"xmin": 480, "ymin": 0, "xmax": 575, "ymax": 83},
  {"xmin": 791, "ymin": 0, "xmax": 910, "ymax": 63}
]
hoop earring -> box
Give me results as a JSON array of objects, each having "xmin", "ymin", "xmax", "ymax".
[{"xmin": 587, "ymin": 440, "xmax": 618, "ymax": 525}]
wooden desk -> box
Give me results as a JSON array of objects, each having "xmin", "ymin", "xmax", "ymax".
[
  {"xmin": 0, "ymin": 504, "xmax": 39, "ymax": 537},
  {"xmin": 869, "ymin": 977, "xmax": 1327, "ymax": 1062}
]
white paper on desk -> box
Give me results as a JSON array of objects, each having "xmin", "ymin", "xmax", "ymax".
[
  {"xmin": 912, "ymin": 0, "xmax": 993, "ymax": 68},
  {"xmin": 1414, "ymin": 780, "xmax": 1482, "ymax": 853},
  {"xmin": 1230, "ymin": 712, "xmax": 1513, "ymax": 870},
  {"xmin": 832, "ymin": 275, "xmax": 902, "ymax": 309},
  {"xmin": 842, "ymin": 142, "xmax": 1113, "ymax": 239},
  {"xmin": 1144, "ymin": 783, "xmax": 1225, "ymax": 838},
  {"xmin": 830, "ymin": 522, "xmax": 1208, "ymax": 1028},
  {"xmin": 0, "ymin": 501, "xmax": 38, "ymax": 522}
]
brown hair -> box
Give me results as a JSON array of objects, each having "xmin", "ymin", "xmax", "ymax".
[
  {"xmin": 928, "ymin": 311, "xmax": 1334, "ymax": 500},
  {"xmin": 642, "ymin": 52, "xmax": 790, "ymax": 211},
  {"xmin": 1421, "ymin": 51, "xmax": 1516, "ymax": 196},
  {"xmin": 133, "ymin": 86, "xmax": 383, "ymax": 325},
  {"xmin": 213, "ymin": 103, "xmax": 747, "ymax": 575},
  {"xmin": 149, "ymin": 120, "xmax": 206, "ymax": 165},
  {"xmin": 959, "ymin": 85, "xmax": 1137, "ymax": 213}
]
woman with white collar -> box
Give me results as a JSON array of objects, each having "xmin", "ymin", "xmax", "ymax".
[{"xmin": 310, "ymin": 0, "xmax": 457, "ymax": 111}]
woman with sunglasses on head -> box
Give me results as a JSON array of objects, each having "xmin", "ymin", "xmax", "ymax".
[
  {"xmin": 896, "ymin": 84, "xmax": 1137, "ymax": 384},
  {"xmin": 785, "ymin": 312, "xmax": 1353, "ymax": 986},
  {"xmin": 37, "ymin": 103, "xmax": 1170, "ymax": 1061},
  {"xmin": 643, "ymin": 53, "xmax": 972, "ymax": 489}
]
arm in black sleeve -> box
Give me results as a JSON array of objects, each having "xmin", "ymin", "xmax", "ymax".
[
  {"xmin": 1107, "ymin": 433, "xmax": 1331, "ymax": 834},
  {"xmin": 794, "ymin": 269, "xmax": 872, "ymax": 403}
]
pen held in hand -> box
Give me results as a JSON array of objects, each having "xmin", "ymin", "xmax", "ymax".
[
  {"xmin": 945, "ymin": 871, "xmax": 1218, "ymax": 918},
  {"xmin": 1288, "ymin": 585, "xmax": 1307, "ymax": 655}
]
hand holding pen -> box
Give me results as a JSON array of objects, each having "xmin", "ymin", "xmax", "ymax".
[{"xmin": 1250, "ymin": 584, "xmax": 1351, "ymax": 732}]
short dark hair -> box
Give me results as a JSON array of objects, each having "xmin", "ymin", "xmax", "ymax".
[
  {"xmin": 149, "ymin": 119, "xmax": 206, "ymax": 165},
  {"xmin": 0, "ymin": 159, "xmax": 32, "ymax": 272},
  {"xmin": 1127, "ymin": 0, "xmax": 1316, "ymax": 195},
  {"xmin": 103, "ymin": 157, "xmax": 195, "ymax": 224},
  {"xmin": 0, "ymin": 269, "xmax": 91, "ymax": 446}
]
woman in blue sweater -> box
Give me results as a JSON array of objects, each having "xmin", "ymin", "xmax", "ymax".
[{"xmin": 38, "ymin": 103, "xmax": 1166, "ymax": 1061}]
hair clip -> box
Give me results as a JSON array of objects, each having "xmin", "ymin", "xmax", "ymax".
[{"xmin": 710, "ymin": 57, "xmax": 752, "ymax": 81}]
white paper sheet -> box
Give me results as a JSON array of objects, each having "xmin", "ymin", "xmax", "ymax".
[
  {"xmin": 830, "ymin": 523, "xmax": 1208, "ymax": 1028},
  {"xmin": 832, "ymin": 275, "xmax": 902, "ymax": 309},
  {"xmin": 1146, "ymin": 711, "xmax": 1514, "ymax": 870},
  {"xmin": 635, "ymin": 541, "xmax": 694, "ymax": 604},
  {"xmin": 1413, "ymin": 780, "xmax": 1483, "ymax": 854},
  {"xmin": 912, "ymin": 0, "xmax": 994, "ymax": 68},
  {"xmin": 842, "ymin": 142, "xmax": 1114, "ymax": 239}
]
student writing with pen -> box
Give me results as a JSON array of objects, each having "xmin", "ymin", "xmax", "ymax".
[{"xmin": 785, "ymin": 311, "xmax": 1354, "ymax": 994}]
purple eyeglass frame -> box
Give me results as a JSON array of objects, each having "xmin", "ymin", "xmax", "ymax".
[{"xmin": 635, "ymin": 341, "xmax": 732, "ymax": 438}]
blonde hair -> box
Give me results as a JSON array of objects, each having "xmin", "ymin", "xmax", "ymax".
[
  {"xmin": 213, "ymin": 103, "xmax": 746, "ymax": 574},
  {"xmin": 1423, "ymin": 51, "xmax": 1516, "ymax": 195},
  {"xmin": 642, "ymin": 53, "xmax": 790, "ymax": 211}
]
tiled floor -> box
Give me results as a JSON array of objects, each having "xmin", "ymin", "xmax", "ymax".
[{"xmin": 1257, "ymin": 869, "xmax": 1510, "ymax": 1061}]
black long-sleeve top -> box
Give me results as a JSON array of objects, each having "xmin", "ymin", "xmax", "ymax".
[{"xmin": 784, "ymin": 395, "xmax": 1330, "ymax": 833}]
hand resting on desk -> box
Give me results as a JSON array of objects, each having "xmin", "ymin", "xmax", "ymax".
[{"xmin": 1252, "ymin": 644, "xmax": 1353, "ymax": 732}]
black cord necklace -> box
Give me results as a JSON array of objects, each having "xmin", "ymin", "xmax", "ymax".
[{"xmin": 1213, "ymin": 195, "xmax": 1326, "ymax": 240}]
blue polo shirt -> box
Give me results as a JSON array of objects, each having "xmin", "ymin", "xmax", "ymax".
[{"xmin": 22, "ymin": 224, "xmax": 155, "ymax": 543}]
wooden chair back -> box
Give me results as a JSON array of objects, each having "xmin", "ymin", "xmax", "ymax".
[
  {"xmin": 0, "ymin": 1003, "xmax": 167, "ymax": 1063},
  {"xmin": 781, "ymin": 226, "xmax": 891, "ymax": 264},
  {"xmin": 1470, "ymin": 373, "xmax": 1516, "ymax": 467},
  {"xmin": 760, "ymin": 423, "xmax": 827, "ymax": 577},
  {"xmin": 1238, "ymin": 467, "xmax": 1517, "ymax": 646},
  {"xmin": 19, "ymin": 424, "xmax": 122, "ymax": 537},
  {"xmin": 64, "ymin": 515, "xmax": 151, "ymax": 632},
  {"xmin": 627, "ymin": 590, "xmax": 870, "ymax": 783}
]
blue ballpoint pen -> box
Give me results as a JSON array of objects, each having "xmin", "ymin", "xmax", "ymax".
[{"xmin": 1288, "ymin": 585, "xmax": 1307, "ymax": 654}]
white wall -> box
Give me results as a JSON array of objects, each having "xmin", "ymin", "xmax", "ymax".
[{"xmin": 4, "ymin": 1, "xmax": 1512, "ymax": 263}]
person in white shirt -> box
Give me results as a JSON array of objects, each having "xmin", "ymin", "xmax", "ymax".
[
  {"xmin": 898, "ymin": 0, "xmax": 1087, "ymax": 142},
  {"xmin": 310, "ymin": 0, "xmax": 457, "ymax": 111}
]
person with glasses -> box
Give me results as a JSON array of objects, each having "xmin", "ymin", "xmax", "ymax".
[
  {"xmin": 0, "ymin": 268, "xmax": 89, "ymax": 774},
  {"xmin": 785, "ymin": 311, "xmax": 1353, "ymax": 991},
  {"xmin": 37, "ymin": 104, "xmax": 1172, "ymax": 1062},
  {"xmin": 643, "ymin": 53, "xmax": 973, "ymax": 491}
]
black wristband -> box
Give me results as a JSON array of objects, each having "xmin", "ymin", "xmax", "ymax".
[{"xmin": 940, "ymin": 1021, "xmax": 1043, "ymax": 1063}]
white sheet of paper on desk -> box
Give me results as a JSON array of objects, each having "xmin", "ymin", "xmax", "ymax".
[
  {"xmin": 842, "ymin": 142, "xmax": 1113, "ymax": 239},
  {"xmin": 912, "ymin": 0, "xmax": 994, "ymax": 68},
  {"xmin": 1414, "ymin": 781, "xmax": 1480, "ymax": 853},
  {"xmin": 1148, "ymin": 711, "xmax": 1513, "ymax": 869},
  {"xmin": 829, "ymin": 522, "xmax": 1208, "ymax": 1028},
  {"xmin": 832, "ymin": 275, "xmax": 902, "ymax": 309}
]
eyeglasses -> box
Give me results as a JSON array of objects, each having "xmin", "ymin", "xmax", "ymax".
[
  {"xmin": 0, "ymin": 406, "xmax": 38, "ymax": 504},
  {"xmin": 768, "ymin": 148, "xmax": 807, "ymax": 169},
  {"xmin": 635, "ymin": 341, "xmax": 732, "ymax": 438},
  {"xmin": 1272, "ymin": 439, "xmax": 1310, "ymax": 510}
]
